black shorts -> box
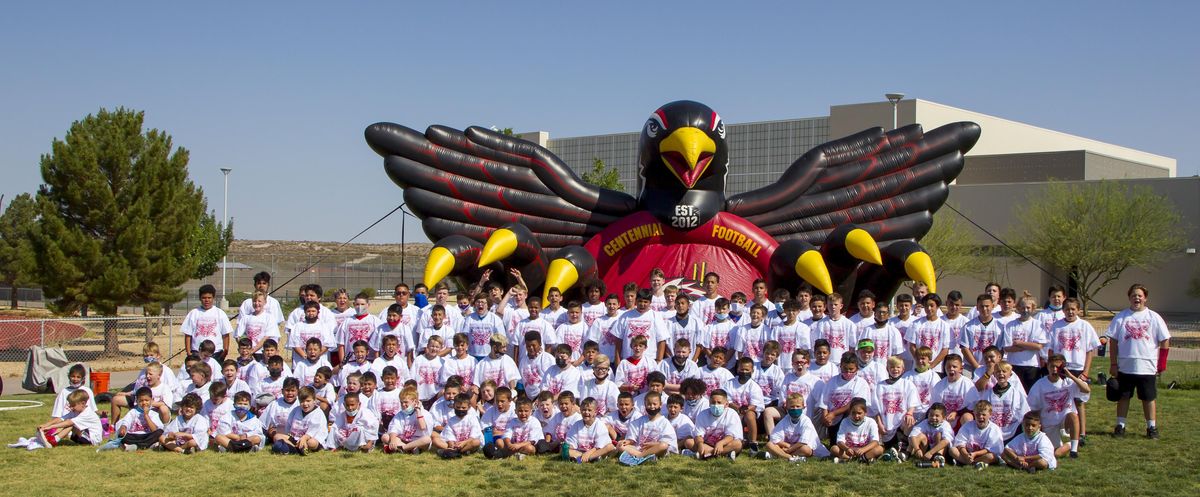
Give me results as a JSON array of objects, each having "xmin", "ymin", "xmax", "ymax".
[{"xmin": 1117, "ymin": 372, "xmax": 1157, "ymax": 401}]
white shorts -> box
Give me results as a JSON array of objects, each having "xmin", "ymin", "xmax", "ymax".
[{"xmin": 1042, "ymin": 424, "xmax": 1064, "ymax": 448}]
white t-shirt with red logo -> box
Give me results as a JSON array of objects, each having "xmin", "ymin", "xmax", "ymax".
[
  {"xmin": 1106, "ymin": 308, "xmax": 1170, "ymax": 375},
  {"xmin": 1048, "ymin": 318, "xmax": 1101, "ymax": 371},
  {"xmin": 183, "ymin": 307, "xmax": 233, "ymax": 353}
]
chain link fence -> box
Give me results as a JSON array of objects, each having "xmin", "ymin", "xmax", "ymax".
[{"xmin": 0, "ymin": 316, "xmax": 180, "ymax": 380}]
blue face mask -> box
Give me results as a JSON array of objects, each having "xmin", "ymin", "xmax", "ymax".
[
  {"xmin": 788, "ymin": 408, "xmax": 804, "ymax": 420},
  {"xmin": 403, "ymin": 406, "xmax": 416, "ymax": 416},
  {"xmin": 1048, "ymin": 303, "xmax": 1062, "ymax": 311},
  {"xmin": 234, "ymin": 407, "xmax": 250, "ymax": 418},
  {"xmin": 143, "ymin": 356, "xmax": 157, "ymax": 364},
  {"xmin": 709, "ymin": 405, "xmax": 725, "ymax": 417},
  {"xmin": 715, "ymin": 313, "xmax": 729, "ymax": 321},
  {"xmin": 775, "ymin": 302, "xmax": 784, "ymax": 314}
]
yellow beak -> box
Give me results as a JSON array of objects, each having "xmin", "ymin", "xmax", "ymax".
[
  {"xmin": 658, "ymin": 127, "xmax": 716, "ymax": 188},
  {"xmin": 794, "ymin": 250, "xmax": 834, "ymax": 296},
  {"xmin": 424, "ymin": 247, "xmax": 455, "ymax": 287},
  {"xmin": 845, "ymin": 228, "xmax": 883, "ymax": 265},
  {"xmin": 542, "ymin": 258, "xmax": 579, "ymax": 307},
  {"xmin": 904, "ymin": 251, "xmax": 937, "ymax": 294},
  {"xmin": 478, "ymin": 228, "xmax": 518, "ymax": 267}
]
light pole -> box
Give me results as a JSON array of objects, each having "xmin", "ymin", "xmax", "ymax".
[
  {"xmin": 885, "ymin": 93, "xmax": 905, "ymax": 130},
  {"xmin": 399, "ymin": 204, "xmax": 416, "ymax": 285},
  {"xmin": 220, "ymin": 167, "xmax": 232, "ymax": 309}
]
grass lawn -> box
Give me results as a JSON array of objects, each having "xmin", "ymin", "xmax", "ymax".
[{"xmin": 1, "ymin": 362, "xmax": 1199, "ymax": 497}]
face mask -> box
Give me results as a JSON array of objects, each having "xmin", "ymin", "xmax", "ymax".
[
  {"xmin": 345, "ymin": 409, "xmax": 359, "ymax": 418},
  {"xmin": 851, "ymin": 417, "xmax": 865, "ymax": 427},
  {"xmin": 458, "ymin": 303, "xmax": 470, "ymax": 311},
  {"xmin": 403, "ymin": 406, "xmax": 416, "ymax": 416},
  {"xmin": 775, "ymin": 302, "xmax": 784, "ymax": 314},
  {"xmin": 645, "ymin": 407, "xmax": 661, "ymax": 418},
  {"xmin": 730, "ymin": 303, "xmax": 744, "ymax": 314},
  {"xmin": 685, "ymin": 398, "xmax": 699, "ymax": 406},
  {"xmin": 715, "ymin": 313, "xmax": 729, "ymax": 321},
  {"xmin": 736, "ymin": 372, "xmax": 752, "ymax": 383},
  {"xmin": 709, "ymin": 405, "xmax": 725, "ymax": 417},
  {"xmin": 672, "ymin": 356, "xmax": 686, "ymax": 366},
  {"xmin": 841, "ymin": 371, "xmax": 856, "ymax": 381},
  {"xmin": 788, "ymin": 408, "xmax": 804, "ymax": 420},
  {"xmin": 555, "ymin": 358, "xmax": 568, "ymax": 369},
  {"xmin": 234, "ymin": 407, "xmax": 250, "ymax": 418},
  {"xmin": 355, "ymin": 305, "xmax": 370, "ymax": 315},
  {"xmin": 143, "ymin": 356, "xmax": 157, "ymax": 364},
  {"xmin": 1048, "ymin": 303, "xmax": 1062, "ymax": 311},
  {"xmin": 454, "ymin": 409, "xmax": 470, "ymax": 418},
  {"xmin": 387, "ymin": 318, "xmax": 401, "ymax": 328}
]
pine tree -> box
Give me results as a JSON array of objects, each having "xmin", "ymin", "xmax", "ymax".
[
  {"xmin": 30, "ymin": 108, "xmax": 230, "ymax": 316},
  {"xmin": 0, "ymin": 193, "xmax": 38, "ymax": 309}
]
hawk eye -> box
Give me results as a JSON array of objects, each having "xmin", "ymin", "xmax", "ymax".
[{"xmin": 646, "ymin": 119, "xmax": 660, "ymax": 138}]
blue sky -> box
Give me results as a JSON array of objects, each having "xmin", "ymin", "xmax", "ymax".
[{"xmin": 2, "ymin": 1, "xmax": 1196, "ymax": 244}]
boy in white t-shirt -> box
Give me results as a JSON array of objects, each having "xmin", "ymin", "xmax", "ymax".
[
  {"xmin": 908, "ymin": 403, "xmax": 953, "ymax": 466},
  {"xmin": 11, "ymin": 389, "xmax": 102, "ymax": 450},
  {"xmin": 764, "ymin": 392, "xmax": 828, "ymax": 462},
  {"xmin": 432, "ymin": 393, "xmax": 483, "ymax": 458},
  {"xmin": 489, "ymin": 396, "xmax": 552, "ymax": 458},
  {"xmin": 236, "ymin": 291, "xmax": 280, "ymax": 355},
  {"xmin": 327, "ymin": 392, "xmax": 379, "ymax": 453},
  {"xmin": 616, "ymin": 393, "xmax": 676, "ymax": 465},
  {"xmin": 830, "ymin": 397, "xmax": 882, "ymax": 463},
  {"xmin": 615, "ymin": 335, "xmax": 657, "ymax": 394},
  {"xmin": 272, "ymin": 386, "xmax": 327, "ymax": 455},
  {"xmin": 381, "ymin": 386, "xmax": 432, "ymax": 454},
  {"xmin": 1028, "ymin": 353, "xmax": 1089, "ymax": 459},
  {"xmin": 411, "ymin": 335, "xmax": 446, "ymax": 406},
  {"xmin": 565, "ymin": 397, "xmax": 615, "ymax": 463},
  {"xmin": 950, "ymin": 400, "xmax": 1003, "ymax": 469},
  {"xmin": 1047, "ymin": 297, "xmax": 1099, "ymax": 443},
  {"xmin": 1106, "ymin": 284, "xmax": 1171, "ymax": 439},
  {"xmin": 906, "ymin": 294, "xmax": 953, "ymax": 370},
  {"xmin": 1002, "ymin": 411, "xmax": 1057, "ymax": 472},
  {"xmin": 874, "ymin": 356, "xmax": 918, "ymax": 461},
  {"xmin": 337, "ymin": 293, "xmax": 381, "ymax": 359},
  {"xmin": 214, "ymin": 391, "xmax": 264, "ymax": 452},
  {"xmin": 161, "ymin": 393, "xmax": 209, "ymax": 453},
  {"xmin": 182, "ymin": 284, "xmax": 233, "ymax": 357},
  {"xmin": 692, "ymin": 389, "xmax": 744, "ymax": 460},
  {"xmin": 101, "ymin": 386, "xmax": 165, "ymax": 451},
  {"xmin": 1004, "ymin": 295, "xmax": 1047, "ymax": 392}
]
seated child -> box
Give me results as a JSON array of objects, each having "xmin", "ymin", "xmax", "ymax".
[
  {"xmin": 1003, "ymin": 411, "xmax": 1057, "ymax": 473},
  {"xmin": 817, "ymin": 352, "xmax": 872, "ymax": 445},
  {"xmin": 432, "ymin": 393, "xmax": 483, "ymax": 458},
  {"xmin": 113, "ymin": 360, "xmax": 173, "ymax": 423},
  {"xmin": 546, "ymin": 391, "xmax": 582, "ymax": 445},
  {"xmin": 201, "ymin": 382, "xmax": 234, "ymax": 449},
  {"xmin": 490, "ymin": 397, "xmax": 553, "ymax": 458},
  {"xmin": 183, "ymin": 362, "xmax": 214, "ymax": 404},
  {"xmin": 261, "ymin": 378, "xmax": 301, "ymax": 439},
  {"xmin": 214, "ymin": 391, "xmax": 264, "ymax": 452},
  {"xmin": 724, "ymin": 357, "xmax": 765, "ymax": 450},
  {"xmin": 967, "ymin": 361, "xmax": 1029, "ymax": 442},
  {"xmin": 111, "ymin": 344, "xmax": 171, "ymax": 420},
  {"xmin": 616, "ymin": 392, "xmax": 676, "ymax": 465},
  {"xmin": 764, "ymin": 392, "xmax": 829, "ymax": 462},
  {"xmin": 950, "ymin": 400, "xmax": 1003, "ymax": 469},
  {"xmin": 908, "ymin": 402, "xmax": 954, "ymax": 466},
  {"xmin": 605, "ymin": 392, "xmax": 636, "ymax": 441},
  {"xmin": 381, "ymin": 386, "xmax": 433, "ymax": 454},
  {"xmin": 11, "ymin": 389, "xmax": 101, "ymax": 450},
  {"xmin": 272, "ymin": 386, "xmax": 328, "ymax": 455},
  {"xmin": 52, "ymin": 364, "xmax": 97, "ymax": 419},
  {"xmin": 160, "ymin": 393, "xmax": 209, "ymax": 453},
  {"xmin": 565, "ymin": 397, "xmax": 615, "ymax": 463},
  {"xmin": 480, "ymin": 386, "xmax": 516, "ymax": 444},
  {"xmin": 327, "ymin": 392, "xmax": 379, "ymax": 453},
  {"xmin": 100, "ymin": 387, "xmax": 164, "ymax": 451},
  {"xmin": 830, "ymin": 397, "xmax": 882, "ymax": 463},
  {"xmin": 692, "ymin": 389, "xmax": 744, "ymax": 460},
  {"xmin": 312, "ymin": 367, "xmax": 336, "ymax": 413},
  {"xmin": 665, "ymin": 394, "xmax": 697, "ymax": 453}
]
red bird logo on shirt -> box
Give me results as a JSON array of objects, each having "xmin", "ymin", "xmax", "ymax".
[{"xmin": 1124, "ymin": 321, "xmax": 1151, "ymax": 341}]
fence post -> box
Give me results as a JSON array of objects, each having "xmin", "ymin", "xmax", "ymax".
[
  {"xmin": 40, "ymin": 319, "xmax": 45, "ymax": 347},
  {"xmin": 167, "ymin": 316, "xmax": 173, "ymax": 367}
]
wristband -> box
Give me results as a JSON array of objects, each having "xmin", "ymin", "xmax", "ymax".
[{"xmin": 1157, "ymin": 348, "xmax": 1169, "ymax": 374}]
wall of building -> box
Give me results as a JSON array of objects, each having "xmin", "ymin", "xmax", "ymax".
[
  {"xmin": 938, "ymin": 177, "xmax": 1199, "ymax": 313},
  {"xmin": 958, "ymin": 151, "xmax": 1086, "ymax": 184}
]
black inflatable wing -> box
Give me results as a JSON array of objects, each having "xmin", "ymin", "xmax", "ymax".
[
  {"xmin": 725, "ymin": 122, "xmax": 981, "ymax": 245},
  {"xmin": 364, "ymin": 123, "xmax": 638, "ymax": 250}
]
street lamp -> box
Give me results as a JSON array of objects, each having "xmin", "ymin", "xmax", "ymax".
[
  {"xmin": 885, "ymin": 93, "xmax": 905, "ymax": 130},
  {"xmin": 399, "ymin": 204, "xmax": 416, "ymax": 285},
  {"xmin": 220, "ymin": 167, "xmax": 232, "ymax": 309}
]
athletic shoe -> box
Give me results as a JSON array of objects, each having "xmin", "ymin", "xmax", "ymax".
[
  {"xmin": 859, "ymin": 455, "xmax": 872, "ymax": 465},
  {"xmin": 96, "ymin": 439, "xmax": 122, "ymax": 452},
  {"xmin": 437, "ymin": 449, "xmax": 462, "ymax": 459},
  {"xmin": 1079, "ymin": 435, "xmax": 1087, "ymax": 447},
  {"xmin": 123, "ymin": 444, "xmax": 138, "ymax": 452},
  {"xmin": 974, "ymin": 462, "xmax": 988, "ymax": 471},
  {"xmin": 516, "ymin": 453, "xmax": 526, "ymax": 461},
  {"xmin": 9, "ymin": 437, "xmax": 30, "ymax": 449},
  {"xmin": 1147, "ymin": 427, "xmax": 1160, "ymax": 439},
  {"xmin": 729, "ymin": 451, "xmax": 737, "ymax": 460},
  {"xmin": 25, "ymin": 441, "xmax": 44, "ymax": 451},
  {"xmin": 788, "ymin": 456, "xmax": 806, "ymax": 463},
  {"xmin": 681, "ymin": 449, "xmax": 698, "ymax": 459},
  {"xmin": 932, "ymin": 455, "xmax": 946, "ymax": 468},
  {"xmin": 760, "ymin": 451, "xmax": 772, "ymax": 460},
  {"xmin": 1026, "ymin": 466, "xmax": 1037, "ymax": 474},
  {"xmin": 832, "ymin": 457, "xmax": 842, "ymax": 464},
  {"xmin": 618, "ymin": 451, "xmax": 639, "ymax": 466},
  {"xmin": 898, "ymin": 450, "xmax": 908, "ymax": 463},
  {"xmin": 1113, "ymin": 424, "xmax": 1126, "ymax": 437},
  {"xmin": 882, "ymin": 447, "xmax": 899, "ymax": 462},
  {"xmin": 746, "ymin": 441, "xmax": 760, "ymax": 452},
  {"xmin": 1069, "ymin": 451, "xmax": 1079, "ymax": 459},
  {"xmin": 36, "ymin": 429, "xmax": 57, "ymax": 448}
]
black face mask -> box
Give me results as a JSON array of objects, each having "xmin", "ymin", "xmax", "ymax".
[
  {"xmin": 555, "ymin": 358, "xmax": 568, "ymax": 369},
  {"xmin": 736, "ymin": 372, "xmax": 752, "ymax": 383},
  {"xmin": 645, "ymin": 407, "xmax": 661, "ymax": 418},
  {"xmin": 454, "ymin": 409, "xmax": 470, "ymax": 418}
]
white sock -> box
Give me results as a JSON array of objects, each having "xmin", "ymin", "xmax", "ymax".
[
  {"xmin": 1116, "ymin": 417, "xmax": 1126, "ymax": 427},
  {"xmin": 1070, "ymin": 439, "xmax": 1079, "ymax": 451},
  {"xmin": 1147, "ymin": 420, "xmax": 1156, "ymax": 429}
]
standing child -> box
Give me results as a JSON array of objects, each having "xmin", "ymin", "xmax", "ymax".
[
  {"xmin": 906, "ymin": 294, "xmax": 953, "ymax": 369},
  {"xmin": 901, "ymin": 346, "xmax": 940, "ymax": 421},
  {"xmin": 553, "ymin": 301, "xmax": 590, "ymax": 362},
  {"xmin": 769, "ymin": 301, "xmax": 811, "ymax": 374},
  {"xmin": 412, "ymin": 335, "xmax": 446, "ymax": 407},
  {"xmin": 587, "ymin": 293, "xmax": 624, "ymax": 363},
  {"xmin": 816, "ymin": 352, "xmax": 872, "ymax": 445},
  {"xmin": 1028, "ymin": 353, "xmax": 1089, "ymax": 458},
  {"xmin": 337, "ymin": 292, "xmax": 381, "ymax": 360},
  {"xmin": 1047, "ymin": 297, "xmax": 1099, "ymax": 444},
  {"xmin": 857, "ymin": 302, "xmax": 905, "ymax": 366},
  {"xmin": 961, "ymin": 294, "xmax": 1002, "ymax": 370},
  {"xmin": 874, "ymin": 356, "xmax": 918, "ymax": 461},
  {"xmin": 1106, "ymin": 284, "xmax": 1170, "ymax": 439},
  {"xmin": 292, "ymin": 338, "xmax": 333, "ymax": 387},
  {"xmin": 236, "ymin": 291, "xmax": 280, "ymax": 355},
  {"xmin": 161, "ymin": 393, "xmax": 209, "ymax": 453},
  {"xmin": 182, "ymin": 284, "xmax": 233, "ymax": 358},
  {"xmin": 1005, "ymin": 294, "xmax": 1047, "ymax": 393},
  {"xmin": 830, "ymin": 397, "xmax": 882, "ymax": 464},
  {"xmin": 810, "ymin": 293, "xmax": 856, "ymax": 363},
  {"xmin": 699, "ymin": 298, "xmax": 735, "ymax": 367}
]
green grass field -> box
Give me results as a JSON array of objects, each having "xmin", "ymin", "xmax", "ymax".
[{"xmin": 2, "ymin": 362, "xmax": 1199, "ymax": 497}]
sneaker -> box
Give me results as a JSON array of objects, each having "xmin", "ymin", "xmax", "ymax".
[
  {"xmin": 788, "ymin": 455, "xmax": 806, "ymax": 463},
  {"xmin": 618, "ymin": 451, "xmax": 639, "ymax": 466},
  {"xmin": 1079, "ymin": 435, "xmax": 1087, "ymax": 447},
  {"xmin": 25, "ymin": 441, "xmax": 44, "ymax": 451},
  {"xmin": 96, "ymin": 439, "xmax": 122, "ymax": 452},
  {"xmin": 1147, "ymin": 427, "xmax": 1159, "ymax": 439},
  {"xmin": 516, "ymin": 453, "xmax": 526, "ymax": 461},
  {"xmin": 898, "ymin": 450, "xmax": 909, "ymax": 463},
  {"xmin": 296, "ymin": 444, "xmax": 307, "ymax": 456},
  {"xmin": 881, "ymin": 447, "xmax": 899, "ymax": 462},
  {"xmin": 975, "ymin": 462, "xmax": 988, "ymax": 471},
  {"xmin": 1113, "ymin": 424, "xmax": 1126, "ymax": 437},
  {"xmin": 832, "ymin": 457, "xmax": 842, "ymax": 464},
  {"xmin": 859, "ymin": 455, "xmax": 872, "ymax": 465},
  {"xmin": 681, "ymin": 449, "xmax": 698, "ymax": 459},
  {"xmin": 760, "ymin": 451, "xmax": 772, "ymax": 460},
  {"xmin": 932, "ymin": 455, "xmax": 946, "ymax": 468},
  {"xmin": 729, "ymin": 451, "xmax": 737, "ymax": 460},
  {"xmin": 9, "ymin": 437, "xmax": 30, "ymax": 449},
  {"xmin": 1026, "ymin": 466, "xmax": 1037, "ymax": 474},
  {"xmin": 437, "ymin": 449, "xmax": 462, "ymax": 459},
  {"xmin": 1069, "ymin": 451, "xmax": 1079, "ymax": 459},
  {"xmin": 746, "ymin": 441, "xmax": 760, "ymax": 452},
  {"xmin": 643, "ymin": 454, "xmax": 658, "ymax": 464},
  {"xmin": 123, "ymin": 444, "xmax": 138, "ymax": 452}
]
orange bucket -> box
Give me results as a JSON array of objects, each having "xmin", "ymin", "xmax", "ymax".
[{"xmin": 89, "ymin": 371, "xmax": 110, "ymax": 393}]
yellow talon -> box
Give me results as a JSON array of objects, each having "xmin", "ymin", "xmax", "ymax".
[
  {"xmin": 904, "ymin": 251, "xmax": 937, "ymax": 294},
  {"xmin": 478, "ymin": 228, "xmax": 518, "ymax": 267},
  {"xmin": 424, "ymin": 247, "xmax": 456, "ymax": 287},
  {"xmin": 542, "ymin": 258, "xmax": 580, "ymax": 307},
  {"xmin": 794, "ymin": 250, "xmax": 834, "ymax": 295},
  {"xmin": 845, "ymin": 228, "xmax": 883, "ymax": 266}
]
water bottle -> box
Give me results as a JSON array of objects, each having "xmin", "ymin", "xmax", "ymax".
[
  {"xmin": 1097, "ymin": 337, "xmax": 1108, "ymax": 357},
  {"xmin": 483, "ymin": 426, "xmax": 494, "ymax": 446},
  {"xmin": 915, "ymin": 460, "xmax": 934, "ymax": 468},
  {"xmin": 100, "ymin": 412, "xmax": 112, "ymax": 439},
  {"xmin": 560, "ymin": 442, "xmax": 570, "ymax": 460}
]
